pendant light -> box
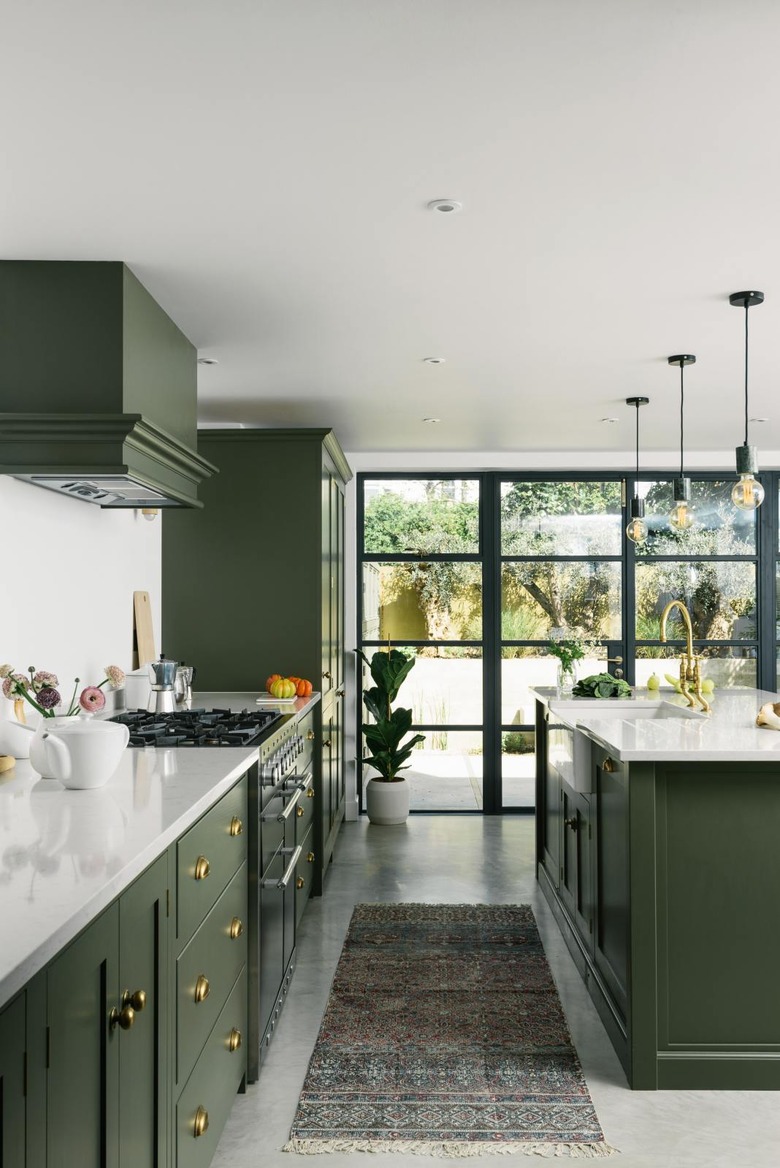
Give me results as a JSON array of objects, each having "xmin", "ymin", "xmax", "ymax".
[
  {"xmin": 729, "ymin": 290, "xmax": 765, "ymax": 510},
  {"xmin": 667, "ymin": 355, "xmax": 696, "ymax": 532},
  {"xmin": 626, "ymin": 396, "xmax": 649, "ymax": 544}
]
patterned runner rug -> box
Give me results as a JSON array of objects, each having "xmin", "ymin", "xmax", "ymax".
[{"xmin": 285, "ymin": 903, "xmax": 616, "ymax": 1157}]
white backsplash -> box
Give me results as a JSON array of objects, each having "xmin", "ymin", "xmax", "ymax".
[{"xmin": 0, "ymin": 476, "xmax": 161, "ymax": 724}]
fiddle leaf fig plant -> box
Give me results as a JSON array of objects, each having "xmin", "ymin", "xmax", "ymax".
[{"xmin": 356, "ymin": 648, "xmax": 425, "ymax": 782}]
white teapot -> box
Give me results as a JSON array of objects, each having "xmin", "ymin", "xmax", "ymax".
[{"xmin": 32, "ymin": 716, "xmax": 130, "ymax": 789}]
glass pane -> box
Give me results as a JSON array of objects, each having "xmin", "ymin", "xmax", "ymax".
[
  {"xmin": 402, "ymin": 730, "xmax": 484, "ymax": 812},
  {"xmin": 501, "ymin": 562, "xmax": 621, "ymax": 640},
  {"xmin": 635, "ymin": 480, "xmax": 756, "ymax": 555},
  {"xmin": 359, "ymin": 645, "xmax": 483, "ymax": 725},
  {"xmin": 635, "ymin": 562, "xmax": 756, "ymax": 641},
  {"xmin": 363, "ymin": 479, "xmax": 480, "ymax": 554},
  {"xmin": 502, "ymin": 734, "xmax": 535, "ymax": 809},
  {"xmin": 362, "ymin": 562, "xmax": 482, "ymax": 641},
  {"xmin": 501, "ymin": 646, "xmax": 608, "ymax": 724},
  {"xmin": 500, "ymin": 480, "xmax": 622, "ymax": 556},
  {"xmin": 634, "ymin": 646, "xmax": 756, "ymax": 689}
]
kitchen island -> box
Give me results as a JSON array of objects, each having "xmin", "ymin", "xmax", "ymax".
[{"xmin": 534, "ymin": 685, "xmax": 780, "ymax": 1090}]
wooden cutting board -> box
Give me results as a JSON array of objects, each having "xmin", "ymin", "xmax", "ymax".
[{"xmin": 133, "ymin": 591, "xmax": 157, "ymax": 668}]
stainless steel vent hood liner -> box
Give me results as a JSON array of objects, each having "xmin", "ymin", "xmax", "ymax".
[{"xmin": 0, "ymin": 261, "xmax": 217, "ymax": 507}]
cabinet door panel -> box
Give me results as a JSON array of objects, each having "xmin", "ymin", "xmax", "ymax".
[
  {"xmin": 594, "ymin": 765, "xmax": 629, "ymax": 1019},
  {"xmin": 0, "ymin": 995, "xmax": 26, "ymax": 1168},
  {"xmin": 118, "ymin": 854, "xmax": 168, "ymax": 1168},
  {"xmin": 47, "ymin": 906, "xmax": 119, "ymax": 1168}
]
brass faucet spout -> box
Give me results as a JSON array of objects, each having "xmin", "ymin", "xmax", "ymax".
[
  {"xmin": 659, "ymin": 599, "xmax": 694, "ymax": 659},
  {"xmin": 658, "ymin": 598, "xmax": 711, "ymax": 712}
]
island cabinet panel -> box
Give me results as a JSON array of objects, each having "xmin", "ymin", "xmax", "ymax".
[
  {"xmin": 592, "ymin": 758, "xmax": 629, "ymax": 1023},
  {"xmin": 559, "ymin": 784, "xmax": 592, "ymax": 946},
  {"xmin": 162, "ymin": 428, "xmax": 352, "ymax": 898},
  {"xmin": 0, "ymin": 994, "xmax": 27, "ymax": 1166}
]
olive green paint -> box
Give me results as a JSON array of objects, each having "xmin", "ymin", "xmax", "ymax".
[{"xmin": 0, "ymin": 993, "xmax": 27, "ymax": 1166}]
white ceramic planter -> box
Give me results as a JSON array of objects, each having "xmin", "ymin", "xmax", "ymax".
[{"xmin": 364, "ymin": 775, "xmax": 410, "ymax": 825}]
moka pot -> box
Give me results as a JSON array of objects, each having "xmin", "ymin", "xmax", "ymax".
[{"xmin": 147, "ymin": 654, "xmax": 178, "ymax": 714}]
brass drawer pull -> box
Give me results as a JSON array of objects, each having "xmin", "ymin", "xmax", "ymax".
[
  {"xmin": 193, "ymin": 1106, "xmax": 209, "ymax": 1138},
  {"xmin": 228, "ymin": 1028, "xmax": 242, "ymax": 1053},
  {"xmin": 603, "ymin": 757, "xmax": 615, "ymax": 772},
  {"xmin": 229, "ymin": 816, "xmax": 243, "ymax": 837},
  {"xmin": 229, "ymin": 917, "xmax": 244, "ymax": 940},
  {"xmin": 296, "ymin": 876, "xmax": 305, "ymax": 890},
  {"xmin": 296, "ymin": 805, "xmax": 304, "ymax": 817},
  {"xmin": 306, "ymin": 787, "xmax": 314, "ymax": 798},
  {"xmin": 307, "ymin": 851, "xmax": 315, "ymax": 863},
  {"xmin": 194, "ymin": 975, "xmax": 210, "ymax": 1004},
  {"xmin": 323, "ymin": 739, "xmax": 332, "ymax": 749},
  {"xmin": 194, "ymin": 855, "xmax": 210, "ymax": 881}
]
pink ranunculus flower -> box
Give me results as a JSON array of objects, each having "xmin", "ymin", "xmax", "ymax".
[
  {"xmin": 104, "ymin": 665, "xmax": 125, "ymax": 688},
  {"xmin": 79, "ymin": 686, "xmax": 106, "ymax": 713},
  {"xmin": 32, "ymin": 670, "xmax": 59, "ymax": 693},
  {"xmin": 2, "ymin": 674, "xmax": 27, "ymax": 700}
]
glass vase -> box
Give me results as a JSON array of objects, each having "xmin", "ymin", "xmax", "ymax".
[{"xmin": 556, "ymin": 662, "xmax": 577, "ymax": 695}]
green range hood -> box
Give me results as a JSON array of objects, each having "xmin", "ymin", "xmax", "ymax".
[{"xmin": 0, "ymin": 261, "xmax": 217, "ymax": 507}]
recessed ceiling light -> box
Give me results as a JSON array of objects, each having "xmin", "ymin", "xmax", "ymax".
[
  {"xmin": 197, "ymin": 356, "xmax": 219, "ymax": 366},
  {"xmin": 601, "ymin": 416, "xmax": 619, "ymax": 423},
  {"xmin": 423, "ymin": 417, "xmax": 441, "ymax": 424},
  {"xmin": 423, "ymin": 356, "xmax": 446, "ymax": 364},
  {"xmin": 427, "ymin": 199, "xmax": 462, "ymax": 214},
  {"xmin": 750, "ymin": 416, "xmax": 769, "ymax": 423}
]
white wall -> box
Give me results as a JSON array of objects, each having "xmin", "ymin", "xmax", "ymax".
[{"xmin": 0, "ymin": 477, "xmax": 161, "ymax": 724}]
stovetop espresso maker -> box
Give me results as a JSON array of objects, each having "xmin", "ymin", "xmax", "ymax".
[{"xmin": 147, "ymin": 653, "xmax": 178, "ymax": 714}]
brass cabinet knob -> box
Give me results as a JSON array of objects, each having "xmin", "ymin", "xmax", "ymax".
[
  {"xmin": 296, "ymin": 805, "xmax": 304, "ymax": 817},
  {"xmin": 123, "ymin": 988, "xmax": 147, "ymax": 1012},
  {"xmin": 322, "ymin": 670, "xmax": 332, "ymax": 680},
  {"xmin": 602, "ymin": 757, "xmax": 615, "ymax": 772},
  {"xmin": 306, "ymin": 787, "xmax": 314, "ymax": 798},
  {"xmin": 336, "ymin": 688, "xmax": 345, "ymax": 698},
  {"xmin": 323, "ymin": 739, "xmax": 332, "ymax": 749},
  {"xmin": 229, "ymin": 816, "xmax": 243, "ymax": 837},
  {"xmin": 109, "ymin": 1004, "xmax": 135, "ymax": 1031},
  {"xmin": 228, "ymin": 1028, "xmax": 242, "ymax": 1053},
  {"xmin": 193, "ymin": 1106, "xmax": 209, "ymax": 1138},
  {"xmin": 564, "ymin": 817, "xmax": 579, "ymax": 831},
  {"xmin": 307, "ymin": 851, "xmax": 315, "ymax": 863},
  {"xmin": 194, "ymin": 974, "xmax": 210, "ymax": 1004},
  {"xmin": 194, "ymin": 855, "xmax": 210, "ymax": 881},
  {"xmin": 306, "ymin": 730, "xmax": 315, "ymax": 741},
  {"xmin": 296, "ymin": 876, "xmax": 305, "ymax": 889},
  {"xmin": 229, "ymin": 917, "xmax": 243, "ymax": 940}
]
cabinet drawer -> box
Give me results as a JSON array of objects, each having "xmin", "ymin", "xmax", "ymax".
[
  {"xmin": 177, "ymin": 776, "xmax": 248, "ymax": 941},
  {"xmin": 294, "ymin": 773, "xmax": 315, "ymax": 841},
  {"xmin": 177, "ymin": 862, "xmax": 248, "ymax": 1085},
  {"xmin": 297, "ymin": 710, "xmax": 315, "ymax": 772},
  {"xmin": 176, "ymin": 967, "xmax": 247, "ymax": 1168},
  {"xmin": 295, "ymin": 825, "xmax": 315, "ymax": 927}
]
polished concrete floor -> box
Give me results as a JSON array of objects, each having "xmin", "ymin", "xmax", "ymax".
[{"xmin": 212, "ymin": 817, "xmax": 780, "ymax": 1168}]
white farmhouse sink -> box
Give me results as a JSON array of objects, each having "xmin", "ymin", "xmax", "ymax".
[{"xmin": 608, "ymin": 703, "xmax": 707, "ymax": 722}]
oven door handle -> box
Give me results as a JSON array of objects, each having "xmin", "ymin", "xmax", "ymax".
[
  {"xmin": 283, "ymin": 772, "xmax": 312, "ymax": 792},
  {"xmin": 275, "ymin": 845, "xmax": 302, "ymax": 890},
  {"xmin": 277, "ymin": 787, "xmax": 301, "ymax": 822}
]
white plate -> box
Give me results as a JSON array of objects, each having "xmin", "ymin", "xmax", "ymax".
[{"xmin": 255, "ymin": 691, "xmax": 298, "ymax": 706}]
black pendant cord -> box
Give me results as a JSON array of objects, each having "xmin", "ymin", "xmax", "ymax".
[
  {"xmin": 679, "ymin": 363, "xmax": 685, "ymax": 477},
  {"xmin": 635, "ymin": 400, "xmax": 640, "ymax": 481},
  {"xmin": 743, "ymin": 302, "xmax": 750, "ymax": 447}
]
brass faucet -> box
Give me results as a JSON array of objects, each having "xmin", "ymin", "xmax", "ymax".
[{"xmin": 659, "ymin": 599, "xmax": 711, "ymax": 712}]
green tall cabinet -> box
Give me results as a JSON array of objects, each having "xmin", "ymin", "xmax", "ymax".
[{"xmin": 162, "ymin": 428, "xmax": 352, "ymax": 895}]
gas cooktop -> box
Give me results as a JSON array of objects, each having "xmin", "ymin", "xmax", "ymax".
[{"xmin": 111, "ymin": 707, "xmax": 282, "ymax": 748}]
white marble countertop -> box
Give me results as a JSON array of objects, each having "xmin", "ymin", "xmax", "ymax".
[
  {"xmin": 0, "ymin": 691, "xmax": 319, "ymax": 1010},
  {"xmin": 532, "ymin": 685, "xmax": 780, "ymax": 762}
]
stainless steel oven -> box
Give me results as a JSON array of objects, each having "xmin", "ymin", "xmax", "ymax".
[{"xmin": 247, "ymin": 716, "xmax": 310, "ymax": 1079}]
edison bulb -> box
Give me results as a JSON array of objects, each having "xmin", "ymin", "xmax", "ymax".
[
  {"xmin": 626, "ymin": 516, "xmax": 648, "ymax": 544},
  {"xmin": 731, "ymin": 473, "xmax": 765, "ymax": 511},
  {"xmin": 669, "ymin": 501, "xmax": 695, "ymax": 532}
]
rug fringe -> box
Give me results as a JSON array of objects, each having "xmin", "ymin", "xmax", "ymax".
[{"xmin": 283, "ymin": 1138, "xmax": 619, "ymax": 1157}]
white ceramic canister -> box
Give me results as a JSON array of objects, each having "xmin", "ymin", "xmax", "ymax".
[{"xmin": 31, "ymin": 716, "xmax": 130, "ymax": 789}]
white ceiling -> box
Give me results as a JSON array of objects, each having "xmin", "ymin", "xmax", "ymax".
[{"xmin": 4, "ymin": 0, "xmax": 780, "ymax": 457}]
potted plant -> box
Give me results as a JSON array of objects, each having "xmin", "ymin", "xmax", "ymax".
[{"xmin": 356, "ymin": 648, "xmax": 425, "ymax": 824}]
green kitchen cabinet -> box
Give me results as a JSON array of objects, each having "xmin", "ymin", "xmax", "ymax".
[
  {"xmin": 0, "ymin": 994, "xmax": 27, "ymax": 1166},
  {"xmin": 45, "ymin": 854, "xmax": 168, "ymax": 1168},
  {"xmin": 162, "ymin": 428, "xmax": 352, "ymax": 896},
  {"xmin": 559, "ymin": 783, "xmax": 592, "ymax": 947}
]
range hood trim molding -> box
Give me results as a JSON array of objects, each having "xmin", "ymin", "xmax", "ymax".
[{"xmin": 0, "ymin": 412, "xmax": 218, "ymax": 508}]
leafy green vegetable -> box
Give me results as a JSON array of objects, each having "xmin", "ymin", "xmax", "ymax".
[{"xmin": 571, "ymin": 672, "xmax": 632, "ymax": 699}]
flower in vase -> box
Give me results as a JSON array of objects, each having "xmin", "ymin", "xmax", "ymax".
[
  {"xmin": 80, "ymin": 686, "xmax": 106, "ymax": 713},
  {"xmin": 0, "ymin": 664, "xmax": 13, "ymax": 678},
  {"xmin": 104, "ymin": 665, "xmax": 125, "ymax": 688},
  {"xmin": 37, "ymin": 686, "xmax": 62, "ymax": 711},
  {"xmin": 2, "ymin": 674, "xmax": 28, "ymax": 700},
  {"xmin": 32, "ymin": 670, "xmax": 59, "ymax": 692}
]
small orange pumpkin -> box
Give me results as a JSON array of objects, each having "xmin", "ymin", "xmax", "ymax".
[
  {"xmin": 295, "ymin": 678, "xmax": 313, "ymax": 697},
  {"xmin": 265, "ymin": 673, "xmax": 281, "ymax": 693}
]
